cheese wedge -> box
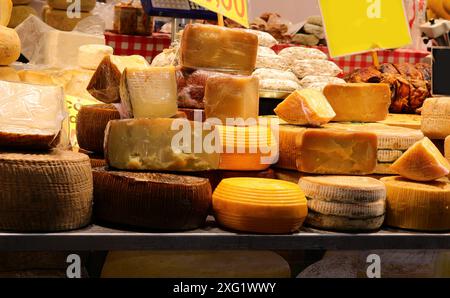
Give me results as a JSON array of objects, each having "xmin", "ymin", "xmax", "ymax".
[
  {"xmin": 120, "ymin": 67, "xmax": 178, "ymax": 118},
  {"xmin": 0, "ymin": 26, "xmax": 20, "ymax": 65},
  {"xmin": 381, "ymin": 176, "xmax": 450, "ymax": 231},
  {"xmin": 421, "ymin": 97, "xmax": 450, "ymax": 139},
  {"xmin": 87, "ymin": 55, "xmax": 149, "ymax": 103},
  {"xmin": 0, "ymin": 0, "xmax": 12, "ymax": 26},
  {"xmin": 390, "ymin": 137, "xmax": 450, "ymax": 181},
  {"xmin": 105, "ymin": 118, "xmax": 220, "ymax": 171},
  {"xmin": 213, "ymin": 178, "xmax": 308, "ymax": 234},
  {"xmin": 93, "ymin": 167, "xmax": 212, "ymax": 230},
  {"xmin": 181, "ymin": 24, "xmax": 258, "ymax": 75},
  {"xmin": 78, "ymin": 44, "xmax": 114, "ymax": 70},
  {"xmin": 297, "ymin": 128, "xmax": 378, "ymax": 175},
  {"xmin": 204, "ymin": 75, "xmax": 259, "ymax": 124},
  {"xmin": 274, "ymin": 89, "xmax": 336, "ymax": 126},
  {"xmin": 275, "ymin": 124, "xmax": 306, "ymax": 170},
  {"xmin": 323, "ymin": 83, "xmax": 391, "ymax": 122},
  {"xmin": 0, "ymin": 66, "xmax": 19, "ymax": 82}
]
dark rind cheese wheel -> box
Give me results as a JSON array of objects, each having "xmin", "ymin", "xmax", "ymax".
[
  {"xmin": 93, "ymin": 167, "xmax": 212, "ymax": 230},
  {"xmin": 0, "ymin": 131, "xmax": 60, "ymax": 151},
  {"xmin": 0, "ymin": 150, "xmax": 93, "ymax": 232},
  {"xmin": 90, "ymin": 158, "xmax": 106, "ymax": 168},
  {"xmin": 76, "ymin": 104, "xmax": 120, "ymax": 154}
]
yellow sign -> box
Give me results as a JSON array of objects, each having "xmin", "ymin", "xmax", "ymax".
[
  {"xmin": 190, "ymin": 0, "xmax": 249, "ymax": 28},
  {"xmin": 319, "ymin": 0, "xmax": 412, "ymax": 57}
]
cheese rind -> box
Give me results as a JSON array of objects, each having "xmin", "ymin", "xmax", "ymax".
[
  {"xmin": 0, "ymin": 81, "xmax": 66, "ymax": 150},
  {"xmin": 274, "ymin": 89, "xmax": 336, "ymax": 126},
  {"xmin": 0, "ymin": 150, "xmax": 93, "ymax": 231},
  {"xmin": 87, "ymin": 55, "xmax": 149, "ymax": 103},
  {"xmin": 204, "ymin": 75, "xmax": 259, "ymax": 124},
  {"xmin": 308, "ymin": 199, "xmax": 385, "ymax": 218},
  {"xmin": 390, "ymin": 137, "xmax": 450, "ymax": 181},
  {"xmin": 78, "ymin": 44, "xmax": 114, "ymax": 70},
  {"xmin": 93, "ymin": 167, "xmax": 212, "ymax": 230},
  {"xmin": 47, "ymin": 0, "xmax": 96, "ymax": 12},
  {"xmin": 381, "ymin": 176, "xmax": 450, "ymax": 231},
  {"xmin": 297, "ymin": 128, "xmax": 378, "ymax": 175},
  {"xmin": 0, "ymin": 26, "xmax": 20, "ymax": 65},
  {"xmin": 120, "ymin": 67, "xmax": 178, "ymax": 118},
  {"xmin": 105, "ymin": 118, "xmax": 220, "ymax": 171},
  {"xmin": 323, "ymin": 83, "xmax": 391, "ymax": 122},
  {"xmin": 213, "ymin": 178, "xmax": 308, "ymax": 234},
  {"xmin": 275, "ymin": 124, "xmax": 306, "ymax": 170},
  {"xmin": 181, "ymin": 24, "xmax": 258, "ymax": 75},
  {"xmin": 306, "ymin": 211, "xmax": 385, "ymax": 231},
  {"xmin": 42, "ymin": 5, "xmax": 92, "ymax": 31},
  {"xmin": 421, "ymin": 97, "xmax": 450, "ymax": 139}
]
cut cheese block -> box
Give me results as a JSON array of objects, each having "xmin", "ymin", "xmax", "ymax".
[
  {"xmin": 101, "ymin": 251, "xmax": 290, "ymax": 278},
  {"xmin": 213, "ymin": 178, "xmax": 308, "ymax": 234},
  {"xmin": 204, "ymin": 75, "xmax": 259, "ymax": 124},
  {"xmin": 216, "ymin": 124, "xmax": 277, "ymax": 171},
  {"xmin": 307, "ymin": 199, "xmax": 385, "ymax": 218},
  {"xmin": 0, "ymin": 81, "xmax": 66, "ymax": 150},
  {"xmin": 17, "ymin": 69, "xmax": 58, "ymax": 85},
  {"xmin": 275, "ymin": 124, "xmax": 306, "ymax": 170},
  {"xmin": 0, "ymin": 150, "xmax": 92, "ymax": 231},
  {"xmin": 381, "ymin": 176, "xmax": 450, "ymax": 231},
  {"xmin": 0, "ymin": 66, "xmax": 20, "ymax": 82},
  {"xmin": 47, "ymin": 0, "xmax": 96, "ymax": 12},
  {"xmin": 39, "ymin": 30, "xmax": 105, "ymax": 68},
  {"xmin": 274, "ymin": 89, "xmax": 335, "ymax": 126},
  {"xmin": 76, "ymin": 104, "xmax": 120, "ymax": 154},
  {"xmin": 0, "ymin": 26, "xmax": 20, "ymax": 65},
  {"xmin": 323, "ymin": 83, "xmax": 391, "ymax": 122},
  {"xmin": 378, "ymin": 113, "xmax": 422, "ymax": 130},
  {"xmin": 93, "ymin": 167, "xmax": 211, "ymax": 230},
  {"xmin": 105, "ymin": 118, "xmax": 220, "ymax": 171},
  {"xmin": 374, "ymin": 163, "xmax": 395, "ymax": 175},
  {"xmin": 299, "ymin": 176, "xmax": 386, "ymax": 203},
  {"xmin": 297, "ymin": 128, "xmax": 378, "ymax": 175},
  {"xmin": 42, "ymin": 5, "xmax": 92, "ymax": 31},
  {"xmin": 181, "ymin": 24, "xmax": 258, "ymax": 75},
  {"xmin": 78, "ymin": 44, "xmax": 114, "ymax": 70},
  {"xmin": 421, "ymin": 97, "xmax": 450, "ymax": 139},
  {"xmin": 87, "ymin": 55, "xmax": 149, "ymax": 104},
  {"xmin": 0, "ymin": 0, "xmax": 12, "ymax": 27},
  {"xmin": 8, "ymin": 5, "xmax": 36, "ymax": 28},
  {"xmin": 390, "ymin": 137, "xmax": 450, "ymax": 181},
  {"xmin": 446, "ymin": 136, "xmax": 450, "ymax": 163},
  {"xmin": 120, "ymin": 67, "xmax": 178, "ymax": 118},
  {"xmin": 306, "ymin": 211, "xmax": 385, "ymax": 231}
]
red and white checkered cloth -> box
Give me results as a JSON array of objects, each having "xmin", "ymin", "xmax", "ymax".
[
  {"xmin": 272, "ymin": 44, "xmax": 430, "ymax": 75},
  {"xmin": 104, "ymin": 32, "xmax": 172, "ymax": 63}
]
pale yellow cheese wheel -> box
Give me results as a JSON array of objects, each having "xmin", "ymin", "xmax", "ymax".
[
  {"xmin": 0, "ymin": 26, "xmax": 20, "ymax": 65},
  {"xmin": 101, "ymin": 251, "xmax": 291, "ymax": 278},
  {"xmin": 8, "ymin": 5, "xmax": 37, "ymax": 28}
]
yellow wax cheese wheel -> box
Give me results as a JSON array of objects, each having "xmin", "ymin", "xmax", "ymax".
[{"xmin": 213, "ymin": 178, "xmax": 308, "ymax": 234}]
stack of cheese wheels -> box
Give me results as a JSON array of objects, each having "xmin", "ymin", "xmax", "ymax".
[
  {"xmin": 43, "ymin": 0, "xmax": 96, "ymax": 31},
  {"xmin": 212, "ymin": 178, "xmax": 308, "ymax": 234},
  {"xmin": 8, "ymin": 0, "xmax": 37, "ymax": 28},
  {"xmin": 299, "ymin": 176, "xmax": 387, "ymax": 231},
  {"xmin": 0, "ymin": 150, "xmax": 93, "ymax": 231},
  {"xmin": 381, "ymin": 176, "xmax": 450, "ymax": 231},
  {"xmin": 92, "ymin": 167, "xmax": 212, "ymax": 230},
  {"xmin": 101, "ymin": 251, "xmax": 291, "ymax": 278}
]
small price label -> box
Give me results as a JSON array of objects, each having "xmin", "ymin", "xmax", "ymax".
[
  {"xmin": 190, "ymin": 0, "xmax": 249, "ymax": 27},
  {"xmin": 319, "ymin": 0, "xmax": 412, "ymax": 57}
]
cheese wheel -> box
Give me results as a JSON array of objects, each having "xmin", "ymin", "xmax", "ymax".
[
  {"xmin": 90, "ymin": 157, "xmax": 106, "ymax": 168},
  {"xmin": 275, "ymin": 124, "xmax": 306, "ymax": 170},
  {"xmin": 101, "ymin": 251, "xmax": 290, "ymax": 278},
  {"xmin": 76, "ymin": 104, "xmax": 120, "ymax": 154},
  {"xmin": 307, "ymin": 199, "xmax": 386, "ymax": 218},
  {"xmin": 445, "ymin": 136, "xmax": 450, "ymax": 163},
  {"xmin": 0, "ymin": 26, "xmax": 20, "ymax": 65},
  {"xmin": 381, "ymin": 176, "xmax": 450, "ymax": 231},
  {"xmin": 0, "ymin": 150, "xmax": 93, "ymax": 231},
  {"xmin": 11, "ymin": 0, "xmax": 31, "ymax": 4},
  {"xmin": 42, "ymin": 5, "xmax": 92, "ymax": 31},
  {"xmin": 47, "ymin": 0, "xmax": 96, "ymax": 12},
  {"xmin": 377, "ymin": 113, "xmax": 422, "ymax": 130},
  {"xmin": 421, "ymin": 97, "xmax": 450, "ymax": 139},
  {"xmin": 0, "ymin": 0, "xmax": 12, "ymax": 27},
  {"xmin": 78, "ymin": 44, "xmax": 114, "ymax": 70},
  {"xmin": 306, "ymin": 211, "xmax": 385, "ymax": 231},
  {"xmin": 8, "ymin": 5, "xmax": 36, "ymax": 28},
  {"xmin": 93, "ymin": 167, "xmax": 212, "ymax": 230},
  {"xmin": 0, "ymin": 66, "xmax": 20, "ymax": 81},
  {"xmin": 299, "ymin": 176, "xmax": 386, "ymax": 203},
  {"xmin": 213, "ymin": 178, "xmax": 308, "ymax": 234}
]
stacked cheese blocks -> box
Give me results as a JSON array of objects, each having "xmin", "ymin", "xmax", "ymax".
[
  {"xmin": 0, "ymin": 80, "xmax": 93, "ymax": 232},
  {"xmin": 43, "ymin": 0, "xmax": 96, "ymax": 31},
  {"xmin": 8, "ymin": 0, "xmax": 37, "ymax": 28}
]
